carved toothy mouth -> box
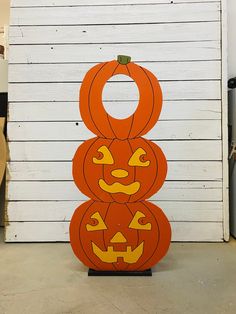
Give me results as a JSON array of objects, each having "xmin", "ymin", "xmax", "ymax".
[
  {"xmin": 92, "ymin": 242, "xmax": 144, "ymax": 264},
  {"xmin": 98, "ymin": 179, "xmax": 140, "ymax": 195}
]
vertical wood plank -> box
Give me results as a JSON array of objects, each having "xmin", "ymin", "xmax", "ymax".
[{"xmin": 221, "ymin": 0, "xmax": 229, "ymax": 241}]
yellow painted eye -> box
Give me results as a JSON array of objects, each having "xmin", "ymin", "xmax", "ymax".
[
  {"xmin": 128, "ymin": 148, "xmax": 150, "ymax": 167},
  {"xmin": 129, "ymin": 211, "xmax": 152, "ymax": 230},
  {"xmin": 93, "ymin": 146, "xmax": 114, "ymax": 165},
  {"xmin": 86, "ymin": 212, "xmax": 108, "ymax": 231}
]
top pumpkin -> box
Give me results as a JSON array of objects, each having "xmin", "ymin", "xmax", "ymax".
[{"xmin": 80, "ymin": 55, "xmax": 163, "ymax": 140}]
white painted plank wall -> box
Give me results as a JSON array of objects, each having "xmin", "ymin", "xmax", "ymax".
[
  {"xmin": 7, "ymin": 181, "xmax": 223, "ymax": 202},
  {"xmin": 8, "ymin": 101, "xmax": 222, "ymax": 121},
  {"xmin": 8, "ymin": 141, "xmax": 222, "ymax": 161},
  {"xmin": 10, "ymin": 3, "xmax": 220, "ymax": 25},
  {"xmin": 7, "ymin": 161, "xmax": 222, "ymax": 181},
  {"xmin": 7, "ymin": 120, "xmax": 222, "ymax": 141},
  {"xmin": 10, "ymin": 0, "xmax": 220, "ymax": 6},
  {"xmin": 7, "ymin": 201, "xmax": 223, "ymax": 222},
  {"xmin": 8, "ymin": 61, "xmax": 222, "ymax": 82},
  {"xmin": 6, "ymin": 0, "xmax": 225, "ymax": 242},
  {"xmin": 9, "ymin": 23, "xmax": 220, "ymax": 44},
  {"xmin": 6, "ymin": 222, "xmax": 223, "ymax": 243},
  {"xmin": 9, "ymin": 42, "xmax": 221, "ymax": 63}
]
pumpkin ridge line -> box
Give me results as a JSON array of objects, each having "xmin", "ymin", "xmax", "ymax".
[
  {"xmin": 104, "ymin": 202, "xmax": 112, "ymax": 221},
  {"xmin": 106, "ymin": 62, "xmax": 132, "ymax": 139},
  {"xmin": 102, "ymin": 202, "xmax": 112, "ymax": 269},
  {"xmin": 127, "ymin": 113, "xmax": 135, "ymax": 139},
  {"xmin": 112, "ymin": 62, "xmax": 120, "ymax": 75},
  {"xmin": 78, "ymin": 200, "xmax": 100, "ymax": 270},
  {"xmin": 83, "ymin": 137, "xmax": 103, "ymax": 202},
  {"xmin": 124, "ymin": 202, "xmax": 140, "ymax": 270},
  {"xmin": 106, "ymin": 113, "xmax": 117, "ymax": 139},
  {"xmin": 127, "ymin": 138, "xmax": 134, "ymax": 203},
  {"xmin": 125, "ymin": 64, "xmax": 138, "ymax": 139},
  {"xmin": 126, "ymin": 62, "xmax": 134, "ymax": 140},
  {"xmin": 103, "ymin": 202, "xmax": 117, "ymax": 270},
  {"xmin": 135, "ymin": 65, "xmax": 156, "ymax": 138},
  {"xmin": 136, "ymin": 201, "xmax": 161, "ymax": 271},
  {"xmin": 87, "ymin": 62, "xmax": 108, "ymax": 138},
  {"xmin": 126, "ymin": 202, "xmax": 140, "ymax": 254},
  {"xmin": 107, "ymin": 139, "xmax": 116, "ymax": 203},
  {"xmin": 137, "ymin": 139, "xmax": 159, "ymax": 202},
  {"xmin": 105, "ymin": 62, "xmax": 121, "ymax": 138},
  {"xmin": 125, "ymin": 64, "xmax": 131, "ymax": 77},
  {"xmin": 125, "ymin": 61, "xmax": 133, "ymax": 138}
]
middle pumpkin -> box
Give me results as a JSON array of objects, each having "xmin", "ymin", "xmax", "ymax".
[{"xmin": 73, "ymin": 137, "xmax": 167, "ymax": 203}]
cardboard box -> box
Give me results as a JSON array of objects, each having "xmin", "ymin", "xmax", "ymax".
[{"xmin": 0, "ymin": 60, "xmax": 8, "ymax": 93}]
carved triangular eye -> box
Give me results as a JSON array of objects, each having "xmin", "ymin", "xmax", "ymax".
[
  {"xmin": 93, "ymin": 146, "xmax": 114, "ymax": 165},
  {"xmin": 128, "ymin": 148, "xmax": 150, "ymax": 167},
  {"xmin": 129, "ymin": 211, "xmax": 152, "ymax": 230},
  {"xmin": 86, "ymin": 212, "xmax": 108, "ymax": 231}
]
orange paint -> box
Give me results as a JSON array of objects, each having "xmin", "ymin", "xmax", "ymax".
[
  {"xmin": 70, "ymin": 200, "xmax": 171, "ymax": 271},
  {"xmin": 79, "ymin": 58, "xmax": 163, "ymax": 140},
  {"xmin": 72, "ymin": 137, "xmax": 167, "ymax": 203},
  {"xmin": 70, "ymin": 56, "xmax": 171, "ymax": 271}
]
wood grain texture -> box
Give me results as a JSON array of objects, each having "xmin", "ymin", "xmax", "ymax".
[
  {"xmin": 11, "ymin": 0, "xmax": 221, "ymax": 7},
  {"xmin": 7, "ymin": 0, "xmax": 225, "ymax": 242},
  {"xmin": 8, "ymin": 100, "xmax": 221, "ymax": 122},
  {"xmin": 8, "ymin": 81, "xmax": 221, "ymax": 102},
  {"xmin": 8, "ymin": 140, "xmax": 222, "ymax": 161},
  {"xmin": 6, "ymin": 201, "xmax": 223, "ymax": 222},
  {"xmin": 7, "ymin": 181, "xmax": 222, "ymax": 201},
  {"xmin": 221, "ymin": 0, "xmax": 229, "ymax": 241},
  {"xmin": 7, "ymin": 120, "xmax": 221, "ymax": 141},
  {"xmin": 9, "ymin": 42, "xmax": 221, "ymax": 64},
  {"xmin": 10, "ymin": 3, "xmax": 220, "ymax": 26},
  {"xmin": 8, "ymin": 61, "xmax": 221, "ymax": 83},
  {"xmin": 9, "ymin": 22, "xmax": 220, "ymax": 44},
  {"xmin": 5, "ymin": 221, "xmax": 224, "ymax": 242},
  {"xmin": 7, "ymin": 161, "xmax": 222, "ymax": 181}
]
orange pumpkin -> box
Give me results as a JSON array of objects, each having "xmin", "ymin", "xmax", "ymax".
[
  {"xmin": 70, "ymin": 200, "xmax": 171, "ymax": 271},
  {"xmin": 72, "ymin": 137, "xmax": 167, "ymax": 203},
  {"xmin": 80, "ymin": 55, "xmax": 162, "ymax": 140}
]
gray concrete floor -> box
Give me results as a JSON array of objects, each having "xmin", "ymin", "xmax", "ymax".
[{"xmin": 0, "ymin": 228, "xmax": 236, "ymax": 314}]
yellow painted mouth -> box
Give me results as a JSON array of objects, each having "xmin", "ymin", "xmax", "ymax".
[
  {"xmin": 92, "ymin": 242, "xmax": 144, "ymax": 264},
  {"xmin": 99, "ymin": 179, "xmax": 140, "ymax": 195}
]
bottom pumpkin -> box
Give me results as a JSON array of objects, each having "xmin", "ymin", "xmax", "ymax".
[{"xmin": 69, "ymin": 200, "xmax": 171, "ymax": 271}]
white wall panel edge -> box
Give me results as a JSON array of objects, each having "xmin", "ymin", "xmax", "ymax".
[{"xmin": 221, "ymin": 0, "xmax": 229, "ymax": 241}]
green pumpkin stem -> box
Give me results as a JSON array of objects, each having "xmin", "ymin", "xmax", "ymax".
[{"xmin": 117, "ymin": 55, "xmax": 131, "ymax": 65}]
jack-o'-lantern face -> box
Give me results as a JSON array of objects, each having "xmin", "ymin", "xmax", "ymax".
[
  {"xmin": 69, "ymin": 200, "xmax": 171, "ymax": 271},
  {"xmin": 73, "ymin": 137, "xmax": 167, "ymax": 203}
]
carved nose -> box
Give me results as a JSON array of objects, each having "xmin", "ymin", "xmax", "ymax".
[
  {"xmin": 111, "ymin": 169, "xmax": 128, "ymax": 178},
  {"xmin": 110, "ymin": 232, "xmax": 127, "ymax": 243}
]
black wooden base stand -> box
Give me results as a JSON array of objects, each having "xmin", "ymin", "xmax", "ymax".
[{"xmin": 88, "ymin": 268, "xmax": 152, "ymax": 276}]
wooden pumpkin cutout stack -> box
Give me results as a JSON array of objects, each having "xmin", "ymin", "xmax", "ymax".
[{"xmin": 70, "ymin": 56, "xmax": 171, "ymax": 273}]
